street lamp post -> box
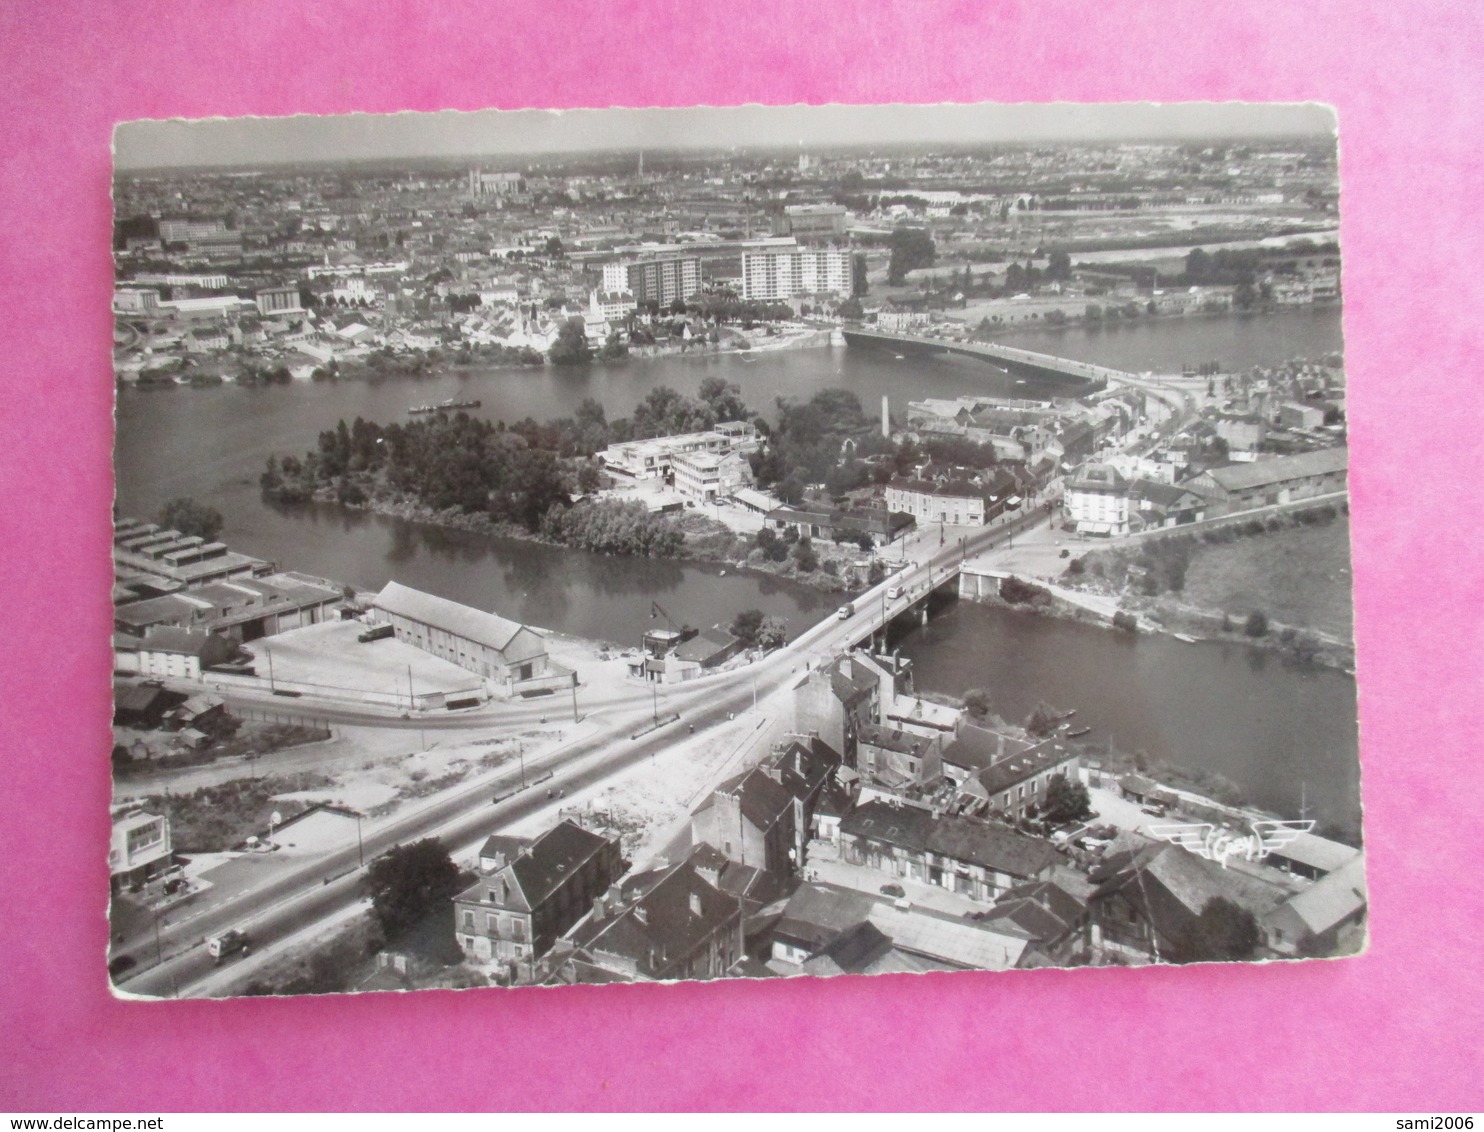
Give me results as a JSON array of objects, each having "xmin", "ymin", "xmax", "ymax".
[{"xmin": 355, "ymin": 811, "xmax": 364, "ymax": 869}]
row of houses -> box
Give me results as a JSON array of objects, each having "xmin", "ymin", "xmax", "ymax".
[{"xmin": 1063, "ymin": 445, "xmax": 1347, "ymax": 536}]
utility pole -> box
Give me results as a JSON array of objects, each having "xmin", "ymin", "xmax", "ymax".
[
  {"xmin": 571, "ymin": 677, "xmax": 579, "ymax": 723},
  {"xmin": 265, "ymin": 646, "xmax": 275, "ymax": 693},
  {"xmin": 355, "ymin": 812, "xmax": 365, "ymax": 869},
  {"xmin": 651, "ymin": 679, "xmax": 659, "ymax": 727}
]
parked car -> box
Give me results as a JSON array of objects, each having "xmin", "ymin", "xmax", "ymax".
[
  {"xmin": 208, "ymin": 929, "xmax": 251, "ymax": 965},
  {"xmin": 1141, "ymin": 803, "xmax": 1169, "ymax": 818},
  {"xmin": 879, "ymin": 883, "xmax": 906, "ymax": 898},
  {"xmin": 357, "ymin": 623, "xmax": 395, "ymax": 644}
]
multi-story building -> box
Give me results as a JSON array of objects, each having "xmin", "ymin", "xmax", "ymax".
[
  {"xmin": 158, "ymin": 217, "xmax": 228, "ymax": 245},
  {"xmin": 587, "ymin": 288, "xmax": 636, "ymax": 324},
  {"xmin": 468, "ymin": 169, "xmax": 525, "ymax": 197},
  {"xmin": 884, "ymin": 476, "xmax": 1009, "ymax": 527},
  {"xmin": 782, "ymin": 204, "xmax": 848, "ymax": 240},
  {"xmin": 598, "ymin": 422, "xmax": 757, "ymax": 481},
  {"xmin": 671, "ymin": 450, "xmax": 752, "ymax": 502},
  {"xmin": 113, "ymin": 288, "xmax": 160, "ymax": 314},
  {"xmin": 604, "ymin": 257, "xmax": 702, "ymax": 307},
  {"xmin": 740, "ymin": 249, "xmax": 852, "ymax": 300},
  {"xmin": 454, "ymin": 822, "xmax": 624, "ymax": 983},
  {"xmin": 255, "ymin": 285, "xmax": 302, "ymax": 318},
  {"xmin": 838, "ymin": 800, "xmax": 1059, "ymax": 904},
  {"xmin": 1064, "ymin": 462, "xmax": 1131, "ymax": 536},
  {"xmin": 109, "ymin": 805, "xmax": 173, "ymax": 894}
]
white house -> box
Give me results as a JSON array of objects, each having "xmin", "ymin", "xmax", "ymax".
[{"xmin": 1064, "ymin": 463, "xmax": 1130, "ymax": 536}]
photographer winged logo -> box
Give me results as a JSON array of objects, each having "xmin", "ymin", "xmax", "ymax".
[{"xmin": 1145, "ymin": 819, "xmax": 1314, "ymax": 868}]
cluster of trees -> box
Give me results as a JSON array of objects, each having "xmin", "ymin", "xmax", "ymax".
[
  {"xmin": 887, "ymin": 227, "xmax": 937, "ymax": 285},
  {"xmin": 1040, "ymin": 774, "xmax": 1093, "ymax": 827},
  {"xmin": 157, "ymin": 497, "xmax": 224, "ymax": 542},
  {"xmin": 747, "ymin": 388, "xmax": 879, "ymax": 502},
  {"xmin": 366, "ymin": 839, "xmax": 463, "ymax": 940},
  {"xmin": 729, "ymin": 608, "xmax": 789, "ymax": 651},
  {"xmin": 1168, "ymin": 896, "xmax": 1262, "ymax": 963},
  {"xmin": 538, "ymin": 498, "xmax": 684, "ymax": 558},
  {"xmin": 629, "ymin": 377, "xmax": 751, "ymax": 439},
  {"xmin": 261, "ymin": 412, "xmax": 571, "ymax": 530}
]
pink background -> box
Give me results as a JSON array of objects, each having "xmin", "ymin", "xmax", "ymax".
[{"xmin": 2, "ymin": 0, "xmax": 1481, "ymax": 1111}]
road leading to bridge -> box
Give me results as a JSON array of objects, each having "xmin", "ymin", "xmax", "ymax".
[{"xmin": 115, "ymin": 503, "xmax": 1054, "ymax": 998}]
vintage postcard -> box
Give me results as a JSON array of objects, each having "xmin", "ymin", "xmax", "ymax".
[{"xmin": 107, "ymin": 102, "xmax": 1361, "ymax": 998}]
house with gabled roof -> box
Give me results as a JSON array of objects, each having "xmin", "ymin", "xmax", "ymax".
[
  {"xmin": 1262, "ymin": 852, "xmax": 1367, "ymax": 957},
  {"xmin": 372, "ymin": 580, "xmax": 560, "ymax": 696},
  {"xmin": 691, "ymin": 737, "xmax": 843, "ymax": 877},
  {"xmin": 838, "ymin": 799, "xmax": 1058, "ymax": 903},
  {"xmin": 1088, "ymin": 838, "xmax": 1286, "ymax": 963},
  {"xmin": 454, "ymin": 820, "xmax": 624, "ymax": 983},
  {"xmin": 557, "ymin": 847, "xmax": 743, "ymax": 983}
]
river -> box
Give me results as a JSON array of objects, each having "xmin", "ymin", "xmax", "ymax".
[
  {"xmin": 115, "ymin": 306, "xmax": 1357, "ymax": 823},
  {"xmin": 892, "ymin": 600, "xmax": 1360, "ymax": 833}
]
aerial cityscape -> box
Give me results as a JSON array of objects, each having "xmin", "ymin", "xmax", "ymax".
[{"xmin": 107, "ymin": 103, "xmax": 1362, "ymax": 998}]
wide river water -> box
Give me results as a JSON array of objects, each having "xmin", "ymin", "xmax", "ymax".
[{"xmin": 115, "ymin": 306, "xmax": 1358, "ymax": 826}]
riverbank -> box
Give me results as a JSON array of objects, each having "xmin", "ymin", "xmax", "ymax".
[
  {"xmin": 291, "ymin": 487, "xmax": 865, "ymax": 598},
  {"xmin": 966, "ymin": 571, "xmax": 1355, "ymax": 674}
]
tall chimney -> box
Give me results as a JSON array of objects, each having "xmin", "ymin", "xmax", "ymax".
[{"xmin": 881, "ymin": 395, "xmax": 890, "ymax": 439}]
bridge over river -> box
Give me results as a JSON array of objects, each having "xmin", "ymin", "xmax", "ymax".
[{"xmin": 841, "ymin": 325, "xmax": 1132, "ymax": 391}]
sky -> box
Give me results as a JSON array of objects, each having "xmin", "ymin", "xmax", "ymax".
[{"xmin": 114, "ymin": 101, "xmax": 1336, "ymax": 170}]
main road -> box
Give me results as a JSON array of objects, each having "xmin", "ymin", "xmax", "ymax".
[{"xmin": 116, "ymin": 503, "xmax": 1052, "ymax": 998}]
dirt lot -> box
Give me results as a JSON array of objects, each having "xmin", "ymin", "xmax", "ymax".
[{"xmin": 246, "ymin": 620, "xmax": 486, "ymax": 703}]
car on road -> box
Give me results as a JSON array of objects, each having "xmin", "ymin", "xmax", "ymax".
[
  {"xmin": 886, "ymin": 585, "xmax": 905, "ymax": 600},
  {"xmin": 837, "ymin": 602, "xmax": 855, "ymax": 620},
  {"xmin": 879, "ymin": 883, "xmax": 906, "ymax": 898},
  {"xmin": 208, "ymin": 929, "xmax": 251, "ymax": 965}
]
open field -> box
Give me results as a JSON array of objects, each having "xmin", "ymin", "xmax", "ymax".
[{"xmin": 1181, "ymin": 517, "xmax": 1352, "ymax": 640}]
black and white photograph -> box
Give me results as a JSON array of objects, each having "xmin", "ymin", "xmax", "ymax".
[{"xmin": 107, "ymin": 101, "xmax": 1362, "ymax": 999}]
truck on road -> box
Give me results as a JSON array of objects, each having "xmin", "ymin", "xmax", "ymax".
[{"xmin": 207, "ymin": 929, "xmax": 251, "ymax": 965}]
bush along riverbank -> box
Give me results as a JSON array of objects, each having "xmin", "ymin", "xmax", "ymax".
[{"xmin": 972, "ymin": 503, "xmax": 1356, "ymax": 671}]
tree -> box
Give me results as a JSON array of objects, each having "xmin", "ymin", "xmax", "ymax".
[
  {"xmin": 790, "ymin": 536, "xmax": 819, "ymax": 573},
  {"xmin": 755, "ymin": 615, "xmax": 789, "ymax": 651},
  {"xmin": 867, "ymin": 559, "xmax": 887, "ymax": 586},
  {"xmin": 1025, "ymin": 701, "xmax": 1062, "ymax": 737},
  {"xmin": 731, "ymin": 608, "xmax": 765, "ymax": 645},
  {"xmin": 1046, "ymin": 249, "xmax": 1072, "ymax": 282},
  {"xmin": 575, "ymin": 460, "xmax": 602, "ymax": 494},
  {"xmin": 548, "ymin": 318, "xmax": 590, "ymax": 366},
  {"xmin": 837, "ymin": 296, "xmax": 865, "ymax": 320},
  {"xmin": 366, "ymin": 839, "xmax": 461, "ymax": 939},
  {"xmin": 1170, "ymin": 897, "xmax": 1262, "ymax": 963},
  {"xmin": 851, "ymin": 252, "xmax": 869, "ymax": 297},
  {"xmin": 1244, "ymin": 610, "xmax": 1269, "ymax": 637},
  {"xmin": 698, "ymin": 376, "xmax": 749, "ymax": 424},
  {"xmin": 158, "ymin": 497, "xmax": 224, "ymax": 542},
  {"xmin": 1185, "ymin": 247, "xmax": 1211, "ymax": 284},
  {"xmin": 1041, "ymin": 773, "xmax": 1093, "ymax": 826},
  {"xmin": 961, "ymin": 688, "xmax": 991, "ymax": 718},
  {"xmin": 887, "ymin": 227, "xmax": 936, "ymax": 285}
]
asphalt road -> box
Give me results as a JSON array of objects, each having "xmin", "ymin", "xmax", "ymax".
[{"xmin": 115, "ymin": 507, "xmax": 1050, "ymax": 998}]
